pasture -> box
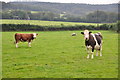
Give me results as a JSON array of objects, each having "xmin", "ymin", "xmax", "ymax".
[
  {"xmin": 1, "ymin": 19, "xmax": 101, "ymax": 26},
  {"xmin": 2, "ymin": 31, "xmax": 118, "ymax": 78}
]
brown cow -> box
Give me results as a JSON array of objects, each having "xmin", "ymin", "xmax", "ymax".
[{"xmin": 15, "ymin": 33, "xmax": 38, "ymax": 48}]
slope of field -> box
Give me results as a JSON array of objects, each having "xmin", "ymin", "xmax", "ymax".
[
  {"xmin": 1, "ymin": 19, "xmax": 100, "ymax": 26},
  {"xmin": 2, "ymin": 31, "xmax": 118, "ymax": 78}
]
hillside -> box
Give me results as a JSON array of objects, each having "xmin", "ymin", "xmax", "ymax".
[{"xmin": 1, "ymin": 1, "xmax": 118, "ymax": 16}]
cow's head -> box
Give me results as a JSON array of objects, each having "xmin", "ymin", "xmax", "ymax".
[
  {"xmin": 33, "ymin": 33, "xmax": 38, "ymax": 39},
  {"xmin": 81, "ymin": 30, "xmax": 92, "ymax": 41}
]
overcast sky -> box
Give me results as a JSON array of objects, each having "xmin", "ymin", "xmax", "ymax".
[{"xmin": 0, "ymin": 0, "xmax": 119, "ymax": 4}]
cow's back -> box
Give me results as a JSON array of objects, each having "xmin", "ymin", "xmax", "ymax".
[
  {"xmin": 15, "ymin": 33, "xmax": 33, "ymax": 41},
  {"xmin": 95, "ymin": 34, "xmax": 102, "ymax": 45},
  {"xmin": 21, "ymin": 34, "xmax": 32, "ymax": 41}
]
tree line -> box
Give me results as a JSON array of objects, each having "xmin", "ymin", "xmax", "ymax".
[{"xmin": 0, "ymin": 10, "xmax": 118, "ymax": 23}]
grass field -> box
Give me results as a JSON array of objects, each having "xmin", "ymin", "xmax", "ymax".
[
  {"xmin": 1, "ymin": 19, "xmax": 101, "ymax": 26},
  {"xmin": 0, "ymin": 19, "xmax": 1, "ymax": 79},
  {"xmin": 2, "ymin": 30, "xmax": 118, "ymax": 78}
]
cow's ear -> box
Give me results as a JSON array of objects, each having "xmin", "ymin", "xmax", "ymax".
[
  {"xmin": 89, "ymin": 32, "xmax": 92, "ymax": 34},
  {"xmin": 81, "ymin": 32, "xmax": 84, "ymax": 35},
  {"xmin": 36, "ymin": 33, "xmax": 38, "ymax": 35}
]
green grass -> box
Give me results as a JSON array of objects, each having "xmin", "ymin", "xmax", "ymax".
[
  {"xmin": 1, "ymin": 19, "xmax": 101, "ymax": 26},
  {"xmin": 2, "ymin": 31, "xmax": 118, "ymax": 78},
  {"xmin": 0, "ymin": 32, "xmax": 2, "ymax": 79}
]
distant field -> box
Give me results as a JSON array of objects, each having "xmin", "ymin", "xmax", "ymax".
[
  {"xmin": 31, "ymin": 11, "xmax": 40, "ymax": 13},
  {"xmin": 1, "ymin": 19, "xmax": 101, "ymax": 26},
  {"xmin": 2, "ymin": 31, "xmax": 118, "ymax": 78}
]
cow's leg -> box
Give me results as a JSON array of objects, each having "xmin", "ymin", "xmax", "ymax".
[
  {"xmin": 91, "ymin": 52, "xmax": 94, "ymax": 59},
  {"xmin": 28, "ymin": 40, "xmax": 31, "ymax": 47},
  {"xmin": 91, "ymin": 48, "xmax": 94, "ymax": 59},
  {"xmin": 16, "ymin": 43, "xmax": 18, "ymax": 48},
  {"xmin": 28, "ymin": 42, "xmax": 31, "ymax": 47},
  {"xmin": 15, "ymin": 40, "xmax": 19, "ymax": 48},
  {"xmin": 86, "ymin": 48, "xmax": 90, "ymax": 59},
  {"xmin": 87, "ymin": 53, "xmax": 90, "ymax": 59},
  {"xmin": 100, "ymin": 45, "xmax": 102, "ymax": 56},
  {"xmin": 28, "ymin": 39, "xmax": 32, "ymax": 47},
  {"xmin": 96, "ymin": 50, "xmax": 98, "ymax": 56}
]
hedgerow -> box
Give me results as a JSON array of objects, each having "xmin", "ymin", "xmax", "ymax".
[{"xmin": 1, "ymin": 23, "xmax": 118, "ymax": 32}]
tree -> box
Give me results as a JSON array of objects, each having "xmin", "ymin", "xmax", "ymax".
[
  {"xmin": 86, "ymin": 10, "xmax": 117, "ymax": 23},
  {"xmin": 11, "ymin": 10, "xmax": 29, "ymax": 19}
]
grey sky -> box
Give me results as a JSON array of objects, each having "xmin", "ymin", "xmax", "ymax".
[{"xmin": 0, "ymin": 0, "xmax": 119, "ymax": 4}]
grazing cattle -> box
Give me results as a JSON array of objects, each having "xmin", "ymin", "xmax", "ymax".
[
  {"xmin": 71, "ymin": 33, "xmax": 77, "ymax": 36},
  {"xmin": 81, "ymin": 30, "xmax": 103, "ymax": 59},
  {"xmin": 15, "ymin": 33, "xmax": 38, "ymax": 48}
]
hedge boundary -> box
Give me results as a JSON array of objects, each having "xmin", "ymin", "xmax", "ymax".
[{"xmin": 1, "ymin": 24, "xmax": 117, "ymax": 31}]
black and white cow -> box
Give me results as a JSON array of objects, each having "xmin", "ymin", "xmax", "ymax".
[{"xmin": 81, "ymin": 30, "xmax": 103, "ymax": 59}]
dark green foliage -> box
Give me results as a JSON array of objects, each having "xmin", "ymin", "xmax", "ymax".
[
  {"xmin": 2, "ymin": 23, "xmax": 116, "ymax": 31},
  {"xmin": 108, "ymin": 22, "xmax": 119, "ymax": 33},
  {"xmin": 1, "ymin": 9, "xmax": 118, "ymax": 23},
  {"xmin": 2, "ymin": 10, "xmax": 31, "ymax": 19},
  {"xmin": 94, "ymin": 24, "xmax": 110, "ymax": 30},
  {"xmin": 86, "ymin": 11, "xmax": 118, "ymax": 23}
]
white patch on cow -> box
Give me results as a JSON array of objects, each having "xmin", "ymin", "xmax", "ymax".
[
  {"xmin": 91, "ymin": 33, "xmax": 100, "ymax": 50},
  {"xmin": 94, "ymin": 33, "xmax": 99, "ymax": 35},
  {"xmin": 87, "ymin": 45, "xmax": 92, "ymax": 49},
  {"xmin": 92, "ymin": 33, "xmax": 103, "ymax": 57},
  {"xmin": 33, "ymin": 33, "xmax": 37, "ymax": 38},
  {"xmin": 84, "ymin": 30, "xmax": 90, "ymax": 40}
]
